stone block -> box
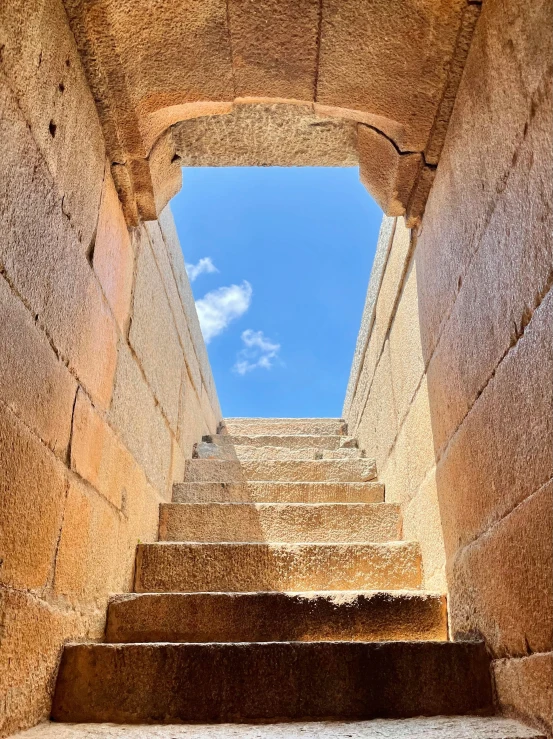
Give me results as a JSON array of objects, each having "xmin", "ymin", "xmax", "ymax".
[
  {"xmin": 93, "ymin": 169, "xmax": 135, "ymax": 332},
  {"xmin": 108, "ymin": 342, "xmax": 173, "ymax": 496},
  {"xmin": 71, "ymin": 389, "xmax": 136, "ymax": 510},
  {"xmin": 403, "ymin": 471, "xmax": 447, "ymax": 592},
  {"xmin": 317, "ymin": 0, "xmax": 467, "ymax": 151},
  {"xmin": 435, "ymin": 291, "xmax": 553, "ymax": 557},
  {"xmin": 144, "ymin": 220, "xmax": 203, "ymax": 396},
  {"xmin": 65, "ymin": 0, "xmax": 234, "ymax": 133},
  {"xmin": 159, "ymin": 502, "xmax": 401, "ymax": 544},
  {"xmin": 0, "ymin": 402, "xmax": 67, "ymax": 590},
  {"xmin": 425, "ymin": 81, "xmax": 552, "ymax": 456},
  {"xmin": 115, "ymin": 465, "xmax": 165, "ymax": 593},
  {"xmin": 355, "ymin": 342, "xmax": 397, "ymax": 474},
  {"xmin": 158, "ymin": 206, "xmax": 221, "ymax": 419},
  {"xmin": 494, "ymin": 653, "xmax": 553, "ymax": 733},
  {"xmin": 358, "ymin": 126, "xmax": 422, "ymax": 216},
  {"xmin": 0, "ymin": 0, "xmax": 106, "ymax": 247},
  {"xmin": 371, "ymin": 219, "xmax": 412, "ymax": 362},
  {"xmin": 135, "ymin": 541, "xmax": 422, "ymax": 592},
  {"xmin": 449, "ymin": 481, "xmax": 552, "ymax": 657},
  {"xmin": 172, "ymin": 481, "xmax": 385, "ymax": 504},
  {"xmin": 129, "ymin": 228, "xmax": 183, "ymax": 431},
  {"xmin": 387, "ymin": 259, "xmax": 426, "ymax": 427},
  {"xmin": 380, "ymin": 378, "xmax": 437, "ymax": 509},
  {"xmin": 106, "ymin": 591, "xmax": 446, "ymax": 644},
  {"xmin": 53, "ymin": 479, "xmax": 120, "ymax": 608},
  {"xmin": 51, "ymin": 641, "xmax": 492, "ymax": 722},
  {"xmin": 177, "ymin": 370, "xmax": 206, "ymax": 459},
  {"xmin": 228, "ymin": 0, "xmax": 319, "ymax": 99},
  {"xmin": 0, "ymin": 275, "xmax": 76, "ymax": 459},
  {"xmin": 415, "ymin": 0, "xmax": 552, "ymax": 360},
  {"xmin": 0, "ymin": 588, "xmax": 81, "ymax": 737},
  {"xmin": 0, "ymin": 82, "xmax": 117, "ymax": 409}
]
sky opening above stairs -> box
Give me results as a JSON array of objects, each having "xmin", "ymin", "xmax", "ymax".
[{"xmin": 172, "ymin": 167, "xmax": 382, "ymax": 418}]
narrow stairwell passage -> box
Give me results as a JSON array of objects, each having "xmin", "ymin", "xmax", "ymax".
[{"xmin": 36, "ymin": 419, "xmax": 542, "ymax": 736}]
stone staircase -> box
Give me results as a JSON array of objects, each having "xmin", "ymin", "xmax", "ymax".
[{"xmin": 47, "ymin": 418, "xmax": 536, "ymax": 733}]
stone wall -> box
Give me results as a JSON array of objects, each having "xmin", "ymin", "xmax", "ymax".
[
  {"xmin": 345, "ymin": 0, "xmax": 552, "ymax": 732},
  {"xmin": 0, "ymin": 2, "xmax": 221, "ymax": 735}
]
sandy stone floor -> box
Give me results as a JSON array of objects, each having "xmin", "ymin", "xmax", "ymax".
[{"xmin": 13, "ymin": 718, "xmax": 544, "ymax": 738}]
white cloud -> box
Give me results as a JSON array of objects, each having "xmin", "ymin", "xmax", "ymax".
[
  {"xmin": 233, "ymin": 329, "xmax": 281, "ymax": 375},
  {"xmin": 195, "ymin": 281, "xmax": 252, "ymax": 343},
  {"xmin": 185, "ymin": 257, "xmax": 218, "ymax": 282}
]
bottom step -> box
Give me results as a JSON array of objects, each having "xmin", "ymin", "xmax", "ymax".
[
  {"xmin": 52, "ymin": 641, "xmax": 492, "ymax": 723},
  {"xmin": 13, "ymin": 718, "xmax": 546, "ymax": 738}
]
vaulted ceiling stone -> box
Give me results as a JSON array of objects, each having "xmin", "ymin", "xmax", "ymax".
[{"xmin": 62, "ymin": 0, "xmax": 481, "ymax": 225}]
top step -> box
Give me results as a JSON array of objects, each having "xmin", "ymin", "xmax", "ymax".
[{"xmin": 222, "ymin": 418, "xmax": 348, "ymax": 436}]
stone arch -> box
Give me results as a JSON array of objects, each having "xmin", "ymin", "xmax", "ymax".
[{"xmin": 63, "ymin": 0, "xmax": 480, "ymax": 225}]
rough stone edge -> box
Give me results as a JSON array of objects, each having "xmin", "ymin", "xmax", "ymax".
[
  {"xmin": 155, "ymin": 205, "xmax": 222, "ymax": 422},
  {"xmin": 342, "ymin": 216, "xmax": 396, "ymax": 418}
]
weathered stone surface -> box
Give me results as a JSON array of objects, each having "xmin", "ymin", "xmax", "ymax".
[
  {"xmin": 228, "ymin": 0, "xmax": 318, "ymax": 99},
  {"xmin": 229, "ymin": 445, "xmax": 362, "ymax": 461},
  {"xmin": 0, "ymin": 402, "xmax": 67, "ymax": 590},
  {"xmin": 108, "ymin": 342, "xmax": 173, "ymax": 496},
  {"xmin": 93, "ymin": 169, "xmax": 134, "ymax": 332},
  {"xmin": 402, "ymin": 471, "xmax": 447, "ymax": 592},
  {"xmin": 207, "ymin": 434, "xmax": 354, "ymax": 450},
  {"xmin": 0, "ymin": 79, "xmax": 117, "ymax": 409},
  {"xmin": 0, "ymin": 0, "xmax": 106, "ymax": 247},
  {"xmin": 184, "ymin": 458, "xmax": 377, "ymax": 483},
  {"xmin": 435, "ymin": 291, "xmax": 553, "ymax": 557},
  {"xmin": 53, "ymin": 479, "xmax": 120, "ymax": 608},
  {"xmin": 494, "ymin": 653, "xmax": 553, "ymax": 734},
  {"xmin": 317, "ymin": 0, "xmax": 468, "ymax": 151},
  {"xmin": 0, "ymin": 275, "xmax": 76, "ymax": 459},
  {"xmin": 355, "ymin": 342, "xmax": 397, "ymax": 474},
  {"xmin": 414, "ymin": 0, "xmax": 552, "ymax": 361},
  {"xmin": 173, "ymin": 104, "xmax": 358, "ymax": 167},
  {"xmin": 173, "ymin": 481, "xmax": 385, "ymax": 504},
  {"xmin": 10, "ymin": 717, "xmax": 546, "ymax": 739},
  {"xmin": 106, "ymin": 590, "xmax": 447, "ymax": 644},
  {"xmin": 134, "ymin": 542, "xmax": 422, "ymax": 592},
  {"xmin": 0, "ymin": 589, "xmax": 81, "ymax": 738},
  {"xmin": 51, "ymin": 641, "xmax": 492, "ymax": 722},
  {"xmin": 387, "ymin": 259, "xmax": 426, "ymax": 428},
  {"xmin": 357, "ymin": 126, "xmax": 422, "ymax": 216},
  {"xmin": 157, "ymin": 206, "xmax": 221, "ymax": 419},
  {"xmin": 144, "ymin": 219, "xmax": 203, "ymax": 397},
  {"xmin": 223, "ymin": 418, "xmax": 347, "ymax": 436},
  {"xmin": 63, "ymin": 0, "xmax": 234, "ymax": 151},
  {"xmin": 380, "ymin": 378, "xmax": 437, "ymax": 509},
  {"xmin": 129, "ymin": 228, "xmax": 183, "ymax": 431},
  {"xmin": 449, "ymin": 481, "xmax": 552, "ymax": 657},
  {"xmin": 159, "ymin": 502, "xmax": 400, "ymax": 544},
  {"xmin": 71, "ymin": 390, "xmax": 132, "ymax": 510},
  {"xmin": 425, "ymin": 78, "xmax": 552, "ymax": 457}
]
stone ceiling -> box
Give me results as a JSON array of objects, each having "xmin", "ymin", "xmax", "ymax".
[{"xmin": 62, "ymin": 0, "xmax": 481, "ymax": 225}]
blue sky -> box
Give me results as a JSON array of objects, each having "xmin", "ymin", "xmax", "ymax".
[{"xmin": 171, "ymin": 167, "xmax": 382, "ymax": 418}]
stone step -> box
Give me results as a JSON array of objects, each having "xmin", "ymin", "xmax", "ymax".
[
  {"xmin": 51, "ymin": 641, "xmax": 492, "ymax": 723},
  {"xmin": 234, "ymin": 446, "xmax": 362, "ymax": 461},
  {"xmin": 134, "ymin": 542, "xmax": 422, "ymax": 592},
  {"xmin": 105, "ymin": 591, "xmax": 447, "ymax": 643},
  {"xmin": 195, "ymin": 441, "xmax": 362, "ymax": 461},
  {"xmin": 158, "ymin": 503, "xmax": 400, "ymax": 543},
  {"xmin": 209, "ymin": 433, "xmax": 358, "ymax": 450},
  {"xmin": 12, "ymin": 717, "xmax": 548, "ymax": 738},
  {"xmin": 173, "ymin": 481, "xmax": 385, "ymax": 504},
  {"xmin": 183, "ymin": 459, "xmax": 377, "ymax": 483},
  {"xmin": 222, "ymin": 418, "xmax": 348, "ymax": 436}
]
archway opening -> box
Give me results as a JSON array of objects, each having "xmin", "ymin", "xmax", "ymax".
[{"xmin": 171, "ymin": 165, "xmax": 381, "ymax": 416}]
